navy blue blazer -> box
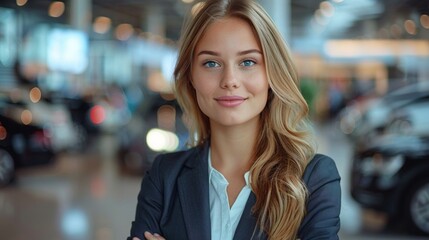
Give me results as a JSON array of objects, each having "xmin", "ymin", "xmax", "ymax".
[{"xmin": 128, "ymin": 142, "xmax": 341, "ymax": 240}]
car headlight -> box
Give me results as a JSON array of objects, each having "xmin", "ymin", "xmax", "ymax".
[
  {"xmin": 146, "ymin": 128, "xmax": 179, "ymax": 152},
  {"xmin": 360, "ymin": 153, "xmax": 404, "ymax": 176}
]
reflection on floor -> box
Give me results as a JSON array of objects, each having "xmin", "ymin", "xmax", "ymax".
[
  {"xmin": 0, "ymin": 123, "xmax": 427, "ymax": 240},
  {"xmin": 0, "ymin": 135, "xmax": 142, "ymax": 240}
]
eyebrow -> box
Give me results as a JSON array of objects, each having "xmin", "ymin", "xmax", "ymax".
[{"xmin": 196, "ymin": 49, "xmax": 262, "ymax": 57}]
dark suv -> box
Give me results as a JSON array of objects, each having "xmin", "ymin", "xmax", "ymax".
[
  {"xmin": 350, "ymin": 95, "xmax": 429, "ymax": 235},
  {"xmin": 0, "ymin": 113, "xmax": 54, "ymax": 187}
]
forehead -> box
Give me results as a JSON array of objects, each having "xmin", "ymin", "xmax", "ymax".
[{"xmin": 195, "ymin": 16, "xmax": 261, "ymax": 51}]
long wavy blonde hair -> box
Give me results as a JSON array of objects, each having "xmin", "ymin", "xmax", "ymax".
[{"xmin": 174, "ymin": 0, "xmax": 316, "ymax": 239}]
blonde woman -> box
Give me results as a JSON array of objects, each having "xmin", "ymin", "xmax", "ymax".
[{"xmin": 128, "ymin": 0, "xmax": 341, "ymax": 239}]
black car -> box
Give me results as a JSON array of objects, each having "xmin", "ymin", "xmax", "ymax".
[
  {"xmin": 350, "ymin": 91, "xmax": 429, "ymax": 235},
  {"xmin": 116, "ymin": 94, "xmax": 188, "ymax": 175},
  {"xmin": 0, "ymin": 113, "xmax": 54, "ymax": 187},
  {"xmin": 44, "ymin": 94, "xmax": 101, "ymax": 147},
  {"xmin": 340, "ymin": 82, "xmax": 429, "ymax": 141},
  {"xmin": 351, "ymin": 133, "xmax": 429, "ymax": 235}
]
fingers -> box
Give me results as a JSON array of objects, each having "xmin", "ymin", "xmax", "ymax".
[
  {"xmin": 144, "ymin": 231, "xmax": 166, "ymax": 240},
  {"xmin": 132, "ymin": 238, "xmax": 141, "ymax": 240}
]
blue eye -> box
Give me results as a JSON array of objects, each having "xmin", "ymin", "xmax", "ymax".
[
  {"xmin": 203, "ymin": 61, "xmax": 220, "ymax": 68},
  {"xmin": 241, "ymin": 60, "xmax": 255, "ymax": 67}
]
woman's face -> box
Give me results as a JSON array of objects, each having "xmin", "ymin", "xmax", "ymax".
[{"xmin": 191, "ymin": 17, "xmax": 269, "ymax": 129}]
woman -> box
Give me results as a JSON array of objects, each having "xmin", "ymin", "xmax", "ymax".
[{"xmin": 128, "ymin": 0, "xmax": 341, "ymax": 239}]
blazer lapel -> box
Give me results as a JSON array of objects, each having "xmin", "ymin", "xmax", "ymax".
[
  {"xmin": 233, "ymin": 193, "xmax": 267, "ymax": 240},
  {"xmin": 177, "ymin": 142, "xmax": 211, "ymax": 240}
]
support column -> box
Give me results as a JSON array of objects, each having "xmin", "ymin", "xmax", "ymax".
[
  {"xmin": 259, "ymin": 0, "xmax": 291, "ymax": 43},
  {"xmin": 68, "ymin": 0, "xmax": 92, "ymax": 90},
  {"xmin": 143, "ymin": 6, "xmax": 166, "ymax": 38},
  {"xmin": 69, "ymin": 0, "xmax": 92, "ymax": 33}
]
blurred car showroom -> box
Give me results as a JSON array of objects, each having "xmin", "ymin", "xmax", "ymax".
[{"xmin": 0, "ymin": 0, "xmax": 429, "ymax": 239}]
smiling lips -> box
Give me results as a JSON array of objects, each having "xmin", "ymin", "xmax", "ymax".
[{"xmin": 214, "ymin": 96, "xmax": 248, "ymax": 107}]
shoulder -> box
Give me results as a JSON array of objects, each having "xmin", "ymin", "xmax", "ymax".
[
  {"xmin": 148, "ymin": 145, "xmax": 205, "ymax": 182},
  {"xmin": 151, "ymin": 146, "xmax": 201, "ymax": 172},
  {"xmin": 302, "ymin": 154, "xmax": 341, "ymax": 192}
]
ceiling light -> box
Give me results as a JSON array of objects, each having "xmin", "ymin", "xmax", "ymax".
[
  {"xmin": 49, "ymin": 1, "xmax": 65, "ymax": 18},
  {"xmin": 421, "ymin": 14, "xmax": 429, "ymax": 29},
  {"xmin": 16, "ymin": 0, "xmax": 27, "ymax": 6},
  {"xmin": 320, "ymin": 1, "xmax": 334, "ymax": 17},
  {"xmin": 93, "ymin": 16, "xmax": 111, "ymax": 34},
  {"xmin": 21, "ymin": 110, "xmax": 32, "ymax": 125},
  {"xmin": 115, "ymin": 24, "xmax": 134, "ymax": 41},
  {"xmin": 404, "ymin": 20, "xmax": 416, "ymax": 35},
  {"xmin": 29, "ymin": 87, "xmax": 42, "ymax": 103},
  {"xmin": 390, "ymin": 24, "xmax": 402, "ymax": 38}
]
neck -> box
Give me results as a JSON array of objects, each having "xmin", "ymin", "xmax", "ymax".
[{"xmin": 209, "ymin": 120, "xmax": 259, "ymax": 173}]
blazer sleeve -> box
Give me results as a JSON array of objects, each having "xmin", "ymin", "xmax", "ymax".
[
  {"xmin": 298, "ymin": 154, "xmax": 341, "ymax": 240},
  {"xmin": 128, "ymin": 155, "xmax": 164, "ymax": 240}
]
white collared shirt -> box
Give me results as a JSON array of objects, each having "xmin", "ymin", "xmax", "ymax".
[{"xmin": 208, "ymin": 151, "xmax": 252, "ymax": 240}]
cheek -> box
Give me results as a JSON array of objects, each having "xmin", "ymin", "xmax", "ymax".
[
  {"xmin": 192, "ymin": 71, "xmax": 217, "ymax": 97},
  {"xmin": 248, "ymin": 74, "xmax": 269, "ymax": 95},
  {"xmin": 195, "ymin": 91, "xmax": 212, "ymax": 117},
  {"xmin": 191, "ymin": 69, "xmax": 205, "ymax": 92},
  {"xmin": 192, "ymin": 80, "xmax": 213, "ymax": 110},
  {"xmin": 193, "ymin": 81, "xmax": 212, "ymax": 98}
]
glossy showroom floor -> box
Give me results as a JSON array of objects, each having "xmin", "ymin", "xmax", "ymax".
[{"xmin": 0, "ymin": 122, "xmax": 427, "ymax": 240}]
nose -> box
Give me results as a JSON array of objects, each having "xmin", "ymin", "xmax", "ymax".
[{"xmin": 220, "ymin": 66, "xmax": 240, "ymax": 89}]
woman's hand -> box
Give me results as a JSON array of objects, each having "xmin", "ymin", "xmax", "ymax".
[
  {"xmin": 131, "ymin": 231, "xmax": 165, "ymax": 240},
  {"xmin": 143, "ymin": 231, "xmax": 166, "ymax": 240}
]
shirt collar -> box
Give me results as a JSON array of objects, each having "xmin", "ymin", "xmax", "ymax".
[{"xmin": 207, "ymin": 148, "xmax": 251, "ymax": 186}]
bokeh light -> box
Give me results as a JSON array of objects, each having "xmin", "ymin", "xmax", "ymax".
[
  {"xmin": 49, "ymin": 1, "xmax": 65, "ymax": 18},
  {"xmin": 404, "ymin": 19, "xmax": 416, "ymax": 35},
  {"xmin": 320, "ymin": 1, "xmax": 335, "ymax": 17},
  {"xmin": 21, "ymin": 110, "xmax": 32, "ymax": 125},
  {"xmin": 420, "ymin": 14, "xmax": 429, "ymax": 29},
  {"xmin": 29, "ymin": 87, "xmax": 42, "ymax": 103},
  {"xmin": 93, "ymin": 16, "xmax": 111, "ymax": 34},
  {"xmin": 390, "ymin": 23, "xmax": 403, "ymax": 38},
  {"xmin": 157, "ymin": 105, "xmax": 176, "ymax": 131},
  {"xmin": 115, "ymin": 23, "xmax": 134, "ymax": 41},
  {"xmin": 61, "ymin": 209, "xmax": 89, "ymax": 238},
  {"xmin": 89, "ymin": 105, "xmax": 106, "ymax": 125},
  {"xmin": 0, "ymin": 126, "xmax": 7, "ymax": 140},
  {"xmin": 146, "ymin": 128, "xmax": 179, "ymax": 152},
  {"xmin": 16, "ymin": 0, "xmax": 28, "ymax": 7}
]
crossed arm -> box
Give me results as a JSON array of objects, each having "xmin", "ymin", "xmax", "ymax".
[{"xmin": 132, "ymin": 232, "xmax": 165, "ymax": 240}]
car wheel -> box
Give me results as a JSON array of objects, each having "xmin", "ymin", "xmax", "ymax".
[
  {"xmin": 0, "ymin": 149, "xmax": 15, "ymax": 187},
  {"xmin": 405, "ymin": 179, "xmax": 429, "ymax": 235}
]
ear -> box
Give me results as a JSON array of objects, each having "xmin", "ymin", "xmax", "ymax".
[{"xmin": 189, "ymin": 75, "xmax": 195, "ymax": 88}]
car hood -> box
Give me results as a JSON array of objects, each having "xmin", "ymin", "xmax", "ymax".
[{"xmin": 359, "ymin": 135, "xmax": 429, "ymax": 157}]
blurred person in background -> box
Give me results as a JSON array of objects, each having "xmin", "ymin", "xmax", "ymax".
[{"xmin": 128, "ymin": 0, "xmax": 340, "ymax": 239}]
